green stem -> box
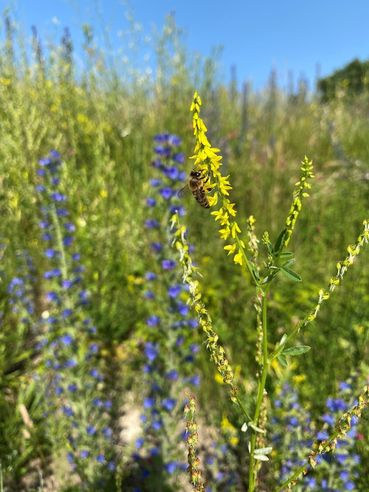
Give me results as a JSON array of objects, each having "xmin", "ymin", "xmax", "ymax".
[
  {"xmin": 248, "ymin": 289, "xmax": 269, "ymax": 491},
  {"xmin": 235, "ymin": 235, "xmax": 259, "ymax": 286}
]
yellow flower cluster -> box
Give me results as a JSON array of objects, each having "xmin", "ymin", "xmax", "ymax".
[
  {"xmin": 284, "ymin": 156, "xmax": 314, "ymax": 248},
  {"xmin": 190, "ymin": 92, "xmax": 248, "ymax": 269},
  {"xmin": 171, "ymin": 213, "xmax": 238, "ymax": 401}
]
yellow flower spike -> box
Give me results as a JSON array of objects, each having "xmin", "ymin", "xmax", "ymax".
[
  {"xmin": 207, "ymin": 194, "xmax": 218, "ymax": 207},
  {"xmin": 224, "ymin": 244, "xmax": 237, "ymax": 256},
  {"xmin": 219, "ymin": 227, "xmax": 231, "ymax": 240},
  {"xmin": 231, "ymin": 222, "xmax": 241, "ymax": 238},
  {"xmin": 190, "ymin": 92, "xmax": 259, "ymax": 285},
  {"xmin": 234, "ymin": 251, "xmax": 243, "ymax": 265}
]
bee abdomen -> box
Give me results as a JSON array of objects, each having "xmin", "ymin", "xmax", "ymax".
[{"xmin": 192, "ymin": 189, "xmax": 210, "ymax": 208}]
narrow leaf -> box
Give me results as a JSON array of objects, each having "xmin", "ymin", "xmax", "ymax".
[
  {"xmin": 283, "ymin": 345, "xmax": 311, "ymax": 356},
  {"xmin": 280, "ymin": 266, "xmax": 302, "ymax": 282},
  {"xmin": 277, "ymin": 355, "xmax": 288, "ymax": 367},
  {"xmin": 274, "ymin": 228, "xmax": 288, "ymax": 254}
]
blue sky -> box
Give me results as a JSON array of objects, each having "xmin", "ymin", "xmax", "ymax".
[{"xmin": 9, "ymin": 0, "xmax": 369, "ymax": 90}]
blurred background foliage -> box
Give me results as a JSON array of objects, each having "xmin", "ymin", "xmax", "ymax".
[{"xmin": 0, "ymin": 7, "xmax": 369, "ymax": 490}]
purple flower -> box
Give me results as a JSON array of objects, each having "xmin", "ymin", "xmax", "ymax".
[
  {"xmin": 177, "ymin": 302, "xmax": 189, "ymax": 316},
  {"xmin": 165, "ymin": 461, "xmax": 177, "ymax": 474},
  {"xmin": 154, "ymin": 133, "xmax": 169, "ymax": 143},
  {"xmin": 96, "ymin": 454, "xmax": 105, "ymax": 464},
  {"xmin": 150, "ymin": 178, "xmax": 161, "ymax": 187},
  {"xmin": 103, "ymin": 427, "xmax": 113, "ymax": 438},
  {"xmin": 168, "ymin": 285, "xmax": 181, "ymax": 298},
  {"xmin": 63, "ymin": 405, "xmax": 74, "ymax": 417},
  {"xmin": 146, "ymin": 315, "xmax": 160, "ymax": 327},
  {"xmin": 42, "ymin": 232, "xmax": 53, "ymax": 241},
  {"xmin": 144, "ymin": 398, "xmax": 155, "ymax": 409},
  {"xmin": 36, "ymin": 185, "xmax": 45, "ymax": 192},
  {"xmin": 326, "ymin": 398, "xmax": 347, "ymax": 412},
  {"xmin": 65, "ymin": 358, "xmax": 77, "ymax": 368},
  {"xmin": 168, "ymin": 135, "xmax": 181, "ymax": 146},
  {"xmin": 145, "ymin": 219, "xmax": 159, "ymax": 229},
  {"xmin": 144, "ymin": 342, "xmax": 158, "ymax": 362},
  {"xmin": 51, "ymin": 192, "xmax": 66, "ymax": 202},
  {"xmin": 317, "ymin": 430, "xmax": 329, "ymax": 440},
  {"xmin": 150, "ymin": 242, "xmax": 162, "ymax": 253},
  {"xmin": 80, "ymin": 450, "xmax": 89, "ymax": 459},
  {"xmin": 56, "ymin": 208, "xmax": 68, "ymax": 217},
  {"xmin": 90, "ymin": 368, "xmax": 103, "ymax": 380},
  {"xmin": 145, "ymin": 272, "xmax": 156, "ymax": 281},
  {"xmin": 44, "ymin": 248, "xmax": 57, "ymax": 258},
  {"xmin": 344, "ymin": 482, "xmax": 355, "ymax": 491},
  {"xmin": 154, "ymin": 145, "xmax": 171, "ymax": 157},
  {"xmin": 135, "ymin": 437, "xmax": 144, "ymax": 449},
  {"xmin": 322, "ymin": 413, "xmax": 335, "ymax": 426},
  {"xmin": 62, "ymin": 279, "xmax": 73, "ymax": 289},
  {"xmin": 173, "ymin": 152, "xmax": 185, "ymax": 163},
  {"xmin": 87, "ymin": 425, "xmax": 97, "ymax": 435},
  {"xmin": 164, "ymin": 167, "xmax": 179, "ymax": 180},
  {"xmin": 146, "ymin": 198, "xmax": 156, "ymax": 207},
  {"xmin": 89, "ymin": 343, "xmax": 99, "ymax": 354},
  {"xmin": 63, "ymin": 223, "xmax": 75, "ymax": 232},
  {"xmin": 144, "ymin": 290, "xmax": 155, "ymax": 300},
  {"xmin": 72, "ymin": 253, "xmax": 81, "ymax": 261},
  {"xmin": 63, "ymin": 236, "xmax": 74, "ymax": 247},
  {"xmin": 68, "ymin": 383, "xmax": 78, "ymax": 392},
  {"xmin": 188, "ymin": 374, "xmax": 201, "ymax": 386},
  {"xmin": 166, "ymin": 369, "xmax": 179, "ymax": 381},
  {"xmin": 162, "ymin": 259, "xmax": 176, "ymax": 270},
  {"xmin": 152, "ymin": 420, "xmax": 162, "ymax": 431},
  {"xmin": 60, "ymin": 334, "xmax": 73, "ymax": 345},
  {"xmin": 159, "ymin": 187, "xmax": 173, "ymax": 200},
  {"xmin": 46, "ymin": 291, "xmax": 59, "ymax": 302},
  {"xmin": 170, "ymin": 204, "xmax": 185, "ymax": 216},
  {"xmin": 39, "ymin": 157, "xmax": 51, "ymax": 166},
  {"xmin": 162, "ymin": 398, "xmax": 176, "ymax": 412}
]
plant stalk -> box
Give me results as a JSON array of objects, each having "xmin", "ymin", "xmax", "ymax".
[{"xmin": 248, "ymin": 288, "xmax": 269, "ymax": 491}]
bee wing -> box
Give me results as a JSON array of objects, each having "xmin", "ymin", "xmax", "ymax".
[{"xmin": 177, "ymin": 184, "xmax": 189, "ymax": 198}]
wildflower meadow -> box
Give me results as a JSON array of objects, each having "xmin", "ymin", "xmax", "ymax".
[{"xmin": 1, "ymin": 7, "xmax": 369, "ymax": 492}]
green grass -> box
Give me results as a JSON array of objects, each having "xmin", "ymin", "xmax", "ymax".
[{"xmin": 0, "ymin": 10, "xmax": 369, "ymax": 490}]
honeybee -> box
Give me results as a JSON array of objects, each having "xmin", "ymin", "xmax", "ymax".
[{"xmin": 179, "ymin": 169, "xmax": 211, "ymax": 208}]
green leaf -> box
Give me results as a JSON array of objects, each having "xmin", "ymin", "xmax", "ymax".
[
  {"xmin": 279, "ymin": 251, "xmax": 294, "ymax": 259},
  {"xmin": 280, "ymin": 266, "xmax": 302, "ymax": 282},
  {"xmin": 277, "ymin": 355, "xmax": 288, "ymax": 367},
  {"xmin": 278, "ymin": 334, "xmax": 287, "ymax": 346},
  {"xmin": 274, "ymin": 228, "xmax": 288, "ymax": 254},
  {"xmin": 283, "ymin": 345, "xmax": 311, "ymax": 356},
  {"xmin": 282, "ymin": 258, "xmax": 296, "ymax": 268}
]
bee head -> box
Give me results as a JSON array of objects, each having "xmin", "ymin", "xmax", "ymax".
[{"xmin": 190, "ymin": 170, "xmax": 202, "ymax": 178}]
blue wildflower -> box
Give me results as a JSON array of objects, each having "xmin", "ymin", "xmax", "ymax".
[
  {"xmin": 159, "ymin": 187, "xmax": 173, "ymax": 200},
  {"xmin": 161, "ymin": 259, "xmax": 176, "ymax": 270},
  {"xmin": 146, "ymin": 198, "xmax": 156, "ymax": 207},
  {"xmin": 162, "ymin": 398, "xmax": 176, "ymax": 412}
]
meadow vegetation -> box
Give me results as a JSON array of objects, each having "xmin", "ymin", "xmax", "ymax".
[{"xmin": 0, "ymin": 10, "xmax": 369, "ymax": 492}]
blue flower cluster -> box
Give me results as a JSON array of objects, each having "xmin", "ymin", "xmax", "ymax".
[
  {"xmin": 35, "ymin": 151, "xmax": 116, "ymax": 481},
  {"xmin": 134, "ymin": 134, "xmax": 201, "ymax": 485},
  {"xmin": 272, "ymin": 381, "xmax": 361, "ymax": 491}
]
